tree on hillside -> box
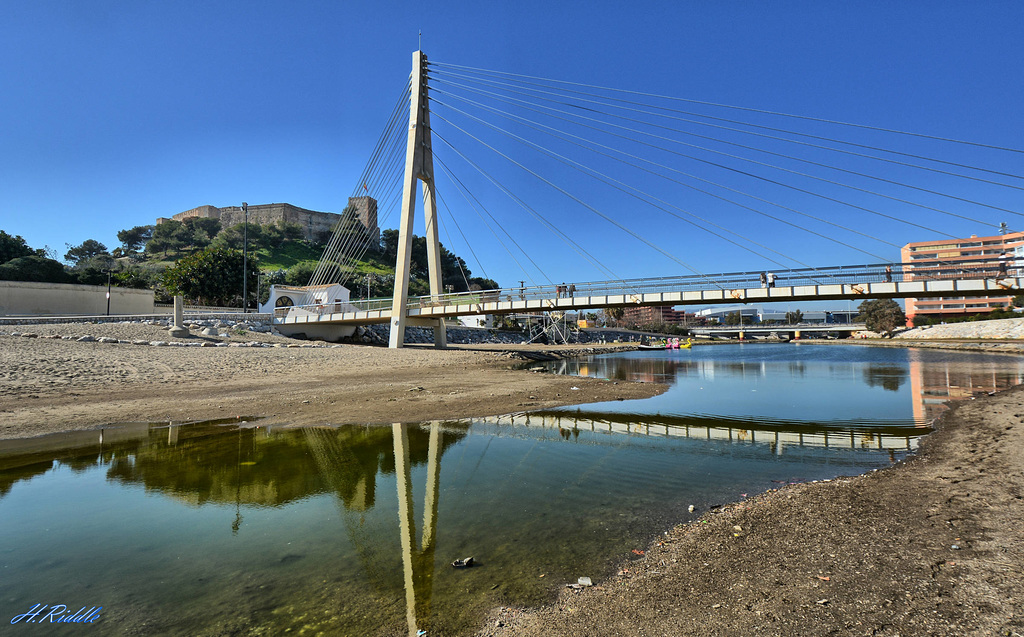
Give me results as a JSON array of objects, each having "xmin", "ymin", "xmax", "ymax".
[
  {"xmin": 214, "ymin": 222, "xmax": 263, "ymax": 251},
  {"xmin": 262, "ymin": 219, "xmax": 304, "ymax": 249},
  {"xmin": 0, "ymin": 230, "xmax": 36, "ymax": 264},
  {"xmin": 162, "ymin": 245, "xmax": 259, "ymax": 307},
  {"xmin": 0, "ymin": 256, "xmax": 71, "ymax": 283},
  {"xmin": 147, "ymin": 220, "xmax": 189, "ymax": 255},
  {"xmin": 183, "ymin": 217, "xmax": 222, "ymax": 243},
  {"xmin": 856, "ymin": 299, "xmax": 906, "ymax": 336},
  {"xmin": 117, "ymin": 225, "xmax": 154, "ymax": 254},
  {"xmin": 468, "ymin": 276, "xmax": 499, "ymax": 290},
  {"xmin": 64, "ymin": 239, "xmax": 110, "ymax": 268},
  {"xmin": 378, "ymin": 229, "xmax": 498, "ymax": 292}
]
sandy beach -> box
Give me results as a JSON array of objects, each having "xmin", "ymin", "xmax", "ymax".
[
  {"xmin": 2, "ymin": 322, "xmax": 1022, "ymax": 635},
  {"xmin": 0, "ymin": 322, "xmax": 663, "ymax": 439}
]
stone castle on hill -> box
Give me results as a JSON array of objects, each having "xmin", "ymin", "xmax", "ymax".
[{"xmin": 157, "ymin": 196, "xmax": 379, "ymax": 244}]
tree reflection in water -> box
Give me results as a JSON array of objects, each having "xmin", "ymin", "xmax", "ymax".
[{"xmin": 862, "ymin": 364, "xmax": 909, "ymax": 392}]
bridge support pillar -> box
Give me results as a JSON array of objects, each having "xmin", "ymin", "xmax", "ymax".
[
  {"xmin": 738, "ymin": 330, "xmax": 744, "ymax": 341},
  {"xmin": 794, "ymin": 330, "xmax": 801, "ymax": 340},
  {"xmin": 434, "ymin": 318, "xmax": 447, "ymax": 348},
  {"xmin": 390, "ymin": 50, "xmax": 445, "ymax": 349}
]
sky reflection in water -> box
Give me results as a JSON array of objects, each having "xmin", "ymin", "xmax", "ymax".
[{"xmin": 1, "ymin": 344, "xmax": 1022, "ymax": 635}]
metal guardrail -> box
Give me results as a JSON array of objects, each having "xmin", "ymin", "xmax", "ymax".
[{"xmin": 274, "ymin": 258, "xmax": 1018, "ymax": 321}]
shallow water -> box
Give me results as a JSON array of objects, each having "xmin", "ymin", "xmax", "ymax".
[{"xmin": 1, "ymin": 344, "xmax": 1021, "ymax": 635}]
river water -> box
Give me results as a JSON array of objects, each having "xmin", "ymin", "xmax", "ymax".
[{"xmin": 1, "ymin": 344, "xmax": 1022, "ymax": 634}]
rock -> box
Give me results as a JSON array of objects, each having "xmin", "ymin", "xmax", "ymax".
[
  {"xmin": 77, "ymin": 335, "xmax": 96, "ymax": 342},
  {"xmin": 97, "ymin": 337, "xmax": 118, "ymax": 343}
]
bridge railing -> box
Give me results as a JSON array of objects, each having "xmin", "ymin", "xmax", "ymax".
[{"xmin": 274, "ymin": 257, "xmax": 1016, "ymax": 320}]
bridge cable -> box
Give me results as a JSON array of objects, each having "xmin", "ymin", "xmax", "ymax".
[
  {"xmin": 434, "ymin": 133, "xmax": 614, "ymax": 285},
  {"xmin": 435, "ymin": 127, "xmax": 655, "ymax": 288},
  {"xmin": 435, "ymin": 191, "xmax": 484, "ymax": 290},
  {"xmin": 310, "ymin": 80, "xmax": 409, "ymax": 289},
  {"xmin": 436, "ymin": 74, "xmax": 1016, "ymax": 223},
  {"xmin": 329, "ymin": 108, "xmax": 410, "ymax": 283},
  {"xmin": 432, "ymin": 98, "xmax": 831, "ymax": 278},
  {"xmin": 429, "ymin": 76, "xmax": 964, "ymax": 239},
  {"xmin": 432, "ymin": 75, "xmax": 974, "ymax": 286},
  {"xmin": 431, "ymin": 88, "xmax": 895, "ymax": 264},
  {"xmin": 434, "ymin": 149, "xmax": 549, "ymax": 285},
  {"xmin": 430, "ymin": 83, "xmax": 907, "ymax": 255},
  {"xmin": 309, "ymin": 81, "xmax": 411, "ymax": 293},
  {"xmin": 429, "ymin": 61, "xmax": 1024, "ymax": 158},
  {"xmin": 325, "ymin": 82, "xmax": 410, "ymax": 285},
  {"xmin": 430, "ymin": 111, "xmax": 723, "ymax": 288},
  {"xmin": 430, "ymin": 66, "xmax": 1024, "ymax": 190}
]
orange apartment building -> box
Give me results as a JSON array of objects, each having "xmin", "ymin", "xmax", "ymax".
[
  {"xmin": 901, "ymin": 230, "xmax": 1024, "ymax": 324},
  {"xmin": 622, "ymin": 305, "xmax": 697, "ymax": 326}
]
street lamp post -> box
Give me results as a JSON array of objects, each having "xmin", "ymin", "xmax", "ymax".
[{"xmin": 242, "ymin": 202, "xmax": 248, "ymax": 313}]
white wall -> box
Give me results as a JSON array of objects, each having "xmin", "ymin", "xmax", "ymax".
[{"xmin": 0, "ymin": 281, "xmax": 155, "ymax": 316}]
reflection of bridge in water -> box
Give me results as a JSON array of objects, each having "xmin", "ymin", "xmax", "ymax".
[{"xmin": 480, "ymin": 411, "xmax": 925, "ymax": 454}]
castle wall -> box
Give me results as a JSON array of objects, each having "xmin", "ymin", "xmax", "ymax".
[{"xmin": 164, "ymin": 199, "xmax": 379, "ymax": 244}]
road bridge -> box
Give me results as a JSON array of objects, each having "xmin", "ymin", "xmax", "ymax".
[{"xmin": 691, "ymin": 323, "xmax": 867, "ymax": 340}]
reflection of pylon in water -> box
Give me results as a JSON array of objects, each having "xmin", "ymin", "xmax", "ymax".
[{"xmin": 393, "ymin": 422, "xmax": 442, "ymax": 636}]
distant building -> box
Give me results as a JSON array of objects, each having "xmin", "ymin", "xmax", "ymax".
[
  {"xmin": 901, "ymin": 230, "xmax": 1024, "ymax": 323},
  {"xmin": 622, "ymin": 305, "xmax": 696, "ymax": 326},
  {"xmin": 157, "ymin": 197, "xmax": 379, "ymax": 245}
]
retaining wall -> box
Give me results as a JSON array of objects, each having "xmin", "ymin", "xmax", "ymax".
[{"xmin": 0, "ymin": 281, "xmax": 155, "ymax": 317}]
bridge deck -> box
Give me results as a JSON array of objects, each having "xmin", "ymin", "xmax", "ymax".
[{"xmin": 274, "ymin": 274, "xmax": 1021, "ymax": 329}]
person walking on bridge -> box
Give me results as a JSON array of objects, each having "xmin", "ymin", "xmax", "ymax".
[
  {"xmin": 998, "ymin": 251, "xmax": 1011, "ymax": 277},
  {"xmin": 767, "ymin": 272, "xmax": 777, "ymax": 288}
]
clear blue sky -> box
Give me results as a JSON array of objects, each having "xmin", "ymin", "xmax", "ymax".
[{"xmin": 2, "ymin": 1, "xmax": 1021, "ymax": 289}]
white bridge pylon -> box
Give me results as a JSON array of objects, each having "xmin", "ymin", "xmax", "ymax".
[{"xmin": 390, "ymin": 50, "xmax": 445, "ymax": 349}]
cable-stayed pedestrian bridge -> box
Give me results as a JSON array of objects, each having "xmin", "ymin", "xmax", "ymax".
[{"xmin": 277, "ymin": 50, "xmax": 1024, "ymax": 347}]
